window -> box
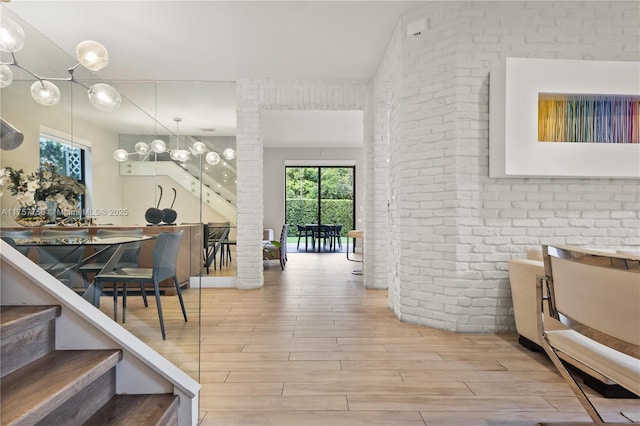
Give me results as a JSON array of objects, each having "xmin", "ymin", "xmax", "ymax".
[
  {"xmin": 39, "ymin": 133, "xmax": 88, "ymax": 215},
  {"xmin": 285, "ymin": 166, "xmax": 355, "ymax": 252}
]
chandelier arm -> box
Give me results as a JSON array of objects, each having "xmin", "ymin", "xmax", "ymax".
[
  {"xmin": 7, "ymin": 61, "xmax": 47, "ymax": 82},
  {"xmin": 1, "ymin": 18, "xmax": 120, "ymax": 110},
  {"xmin": 0, "ymin": 52, "xmax": 17, "ymax": 66},
  {"xmin": 68, "ymin": 78, "xmax": 90, "ymax": 90},
  {"xmin": 4, "ymin": 53, "xmax": 72, "ymax": 83}
]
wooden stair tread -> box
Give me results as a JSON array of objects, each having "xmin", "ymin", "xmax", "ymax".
[
  {"xmin": 0, "ymin": 305, "xmax": 60, "ymax": 338},
  {"xmin": 84, "ymin": 394, "xmax": 179, "ymax": 426},
  {"xmin": 1, "ymin": 349, "xmax": 122, "ymax": 425}
]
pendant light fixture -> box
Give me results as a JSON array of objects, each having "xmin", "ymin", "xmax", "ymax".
[
  {"xmin": 0, "ymin": 16, "xmax": 121, "ymax": 111},
  {"xmin": 113, "ymin": 117, "xmax": 234, "ymax": 166}
]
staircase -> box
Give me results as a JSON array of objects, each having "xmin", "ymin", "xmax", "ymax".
[
  {"xmin": 0, "ymin": 305, "xmax": 179, "ymax": 425},
  {"xmin": 120, "ymin": 160, "xmax": 236, "ymax": 224}
]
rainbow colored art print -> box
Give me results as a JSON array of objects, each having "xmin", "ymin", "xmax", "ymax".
[{"xmin": 538, "ymin": 93, "xmax": 640, "ymax": 144}]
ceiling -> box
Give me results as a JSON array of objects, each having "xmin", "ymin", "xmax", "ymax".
[
  {"xmin": 3, "ymin": 1, "xmax": 423, "ymax": 147},
  {"xmin": 261, "ymin": 110, "xmax": 364, "ymax": 148}
]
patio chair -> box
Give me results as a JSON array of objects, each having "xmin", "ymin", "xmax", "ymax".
[
  {"xmin": 535, "ymin": 245, "xmax": 640, "ymax": 426},
  {"xmin": 317, "ymin": 224, "xmax": 332, "ymax": 251},
  {"xmin": 330, "ymin": 223, "xmax": 343, "ymax": 251},
  {"xmin": 296, "ymin": 224, "xmax": 313, "ymax": 251}
]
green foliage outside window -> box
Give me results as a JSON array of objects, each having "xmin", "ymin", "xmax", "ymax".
[
  {"xmin": 285, "ymin": 167, "xmax": 354, "ymax": 238},
  {"xmin": 39, "ymin": 138, "xmax": 82, "ymax": 180},
  {"xmin": 285, "ymin": 199, "xmax": 353, "ymax": 237}
]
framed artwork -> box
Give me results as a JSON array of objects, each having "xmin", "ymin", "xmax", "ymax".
[{"xmin": 489, "ymin": 58, "xmax": 640, "ymax": 178}]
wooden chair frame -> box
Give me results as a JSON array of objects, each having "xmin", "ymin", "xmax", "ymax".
[{"xmin": 264, "ymin": 224, "xmax": 289, "ymax": 270}]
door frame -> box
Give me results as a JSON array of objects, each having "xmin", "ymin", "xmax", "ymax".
[{"xmin": 284, "ymin": 165, "xmax": 356, "ymax": 253}]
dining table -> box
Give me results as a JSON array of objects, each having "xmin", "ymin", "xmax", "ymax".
[{"xmin": 10, "ymin": 234, "xmax": 155, "ymax": 307}]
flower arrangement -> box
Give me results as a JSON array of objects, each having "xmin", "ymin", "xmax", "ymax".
[{"xmin": 0, "ymin": 162, "xmax": 86, "ymax": 224}]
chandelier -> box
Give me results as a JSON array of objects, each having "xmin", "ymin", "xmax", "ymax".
[
  {"xmin": 113, "ymin": 117, "xmax": 236, "ymax": 166},
  {"xmin": 0, "ymin": 16, "xmax": 121, "ymax": 111}
]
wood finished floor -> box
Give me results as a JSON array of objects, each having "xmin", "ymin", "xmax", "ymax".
[{"xmin": 97, "ymin": 252, "xmax": 640, "ymax": 426}]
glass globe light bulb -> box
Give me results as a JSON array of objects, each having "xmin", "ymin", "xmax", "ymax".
[
  {"xmin": 169, "ymin": 150, "xmax": 179, "ymax": 161},
  {"xmin": 192, "ymin": 141, "xmax": 207, "ymax": 155},
  {"xmin": 0, "ymin": 64, "xmax": 13, "ymax": 88},
  {"xmin": 88, "ymin": 83, "xmax": 121, "ymax": 112},
  {"xmin": 176, "ymin": 149, "xmax": 190, "ymax": 162},
  {"xmin": 30, "ymin": 80, "xmax": 61, "ymax": 106},
  {"xmin": 0, "ymin": 17, "xmax": 25, "ymax": 52},
  {"xmin": 223, "ymin": 148, "xmax": 236, "ymax": 160},
  {"xmin": 134, "ymin": 141, "xmax": 149, "ymax": 155},
  {"xmin": 150, "ymin": 139, "xmax": 166, "ymax": 153},
  {"xmin": 113, "ymin": 149, "xmax": 129, "ymax": 162},
  {"xmin": 206, "ymin": 151, "xmax": 221, "ymax": 165},
  {"xmin": 76, "ymin": 40, "xmax": 109, "ymax": 71}
]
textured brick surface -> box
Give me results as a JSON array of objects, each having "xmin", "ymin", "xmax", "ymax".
[
  {"xmin": 236, "ymin": 80, "xmax": 372, "ymax": 289},
  {"xmin": 235, "ymin": 2, "xmax": 639, "ymax": 331},
  {"xmin": 372, "ymin": 1, "xmax": 640, "ymax": 332}
]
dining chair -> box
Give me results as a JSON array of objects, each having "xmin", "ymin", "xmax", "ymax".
[
  {"xmin": 330, "ymin": 224, "xmax": 343, "ymax": 251},
  {"xmin": 318, "ymin": 224, "xmax": 332, "ymax": 251},
  {"xmin": 264, "ymin": 224, "xmax": 289, "ymax": 270},
  {"xmin": 296, "ymin": 224, "xmax": 312, "ymax": 251},
  {"xmin": 536, "ymin": 245, "xmax": 640, "ymax": 425},
  {"xmin": 220, "ymin": 235, "xmax": 236, "ymax": 268},
  {"xmin": 79, "ymin": 228, "xmax": 145, "ymax": 295},
  {"xmin": 203, "ymin": 222, "xmax": 230, "ymax": 273},
  {"xmin": 1, "ymin": 229, "xmax": 33, "ymax": 256},
  {"xmin": 94, "ymin": 231, "xmax": 187, "ymax": 340},
  {"xmin": 37, "ymin": 229, "xmax": 89, "ymax": 285}
]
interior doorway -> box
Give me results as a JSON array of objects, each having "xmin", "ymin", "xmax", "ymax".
[{"xmin": 285, "ymin": 166, "xmax": 355, "ymax": 253}]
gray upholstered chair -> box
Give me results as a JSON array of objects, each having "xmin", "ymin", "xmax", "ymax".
[
  {"xmin": 79, "ymin": 228, "xmax": 144, "ymax": 289},
  {"xmin": 94, "ymin": 231, "xmax": 187, "ymax": 340},
  {"xmin": 37, "ymin": 229, "xmax": 89, "ymax": 285},
  {"xmin": 0, "ymin": 229, "xmax": 33, "ymax": 256}
]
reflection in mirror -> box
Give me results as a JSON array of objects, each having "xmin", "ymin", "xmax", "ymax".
[
  {"xmin": 0, "ymin": 8, "xmax": 236, "ymax": 401},
  {"xmin": 111, "ymin": 81, "xmax": 238, "ymax": 284}
]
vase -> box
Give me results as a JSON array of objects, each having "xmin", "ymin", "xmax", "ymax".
[
  {"xmin": 14, "ymin": 206, "xmax": 48, "ymax": 227},
  {"xmin": 15, "ymin": 215, "xmax": 48, "ymax": 227},
  {"xmin": 46, "ymin": 200, "xmax": 58, "ymax": 223}
]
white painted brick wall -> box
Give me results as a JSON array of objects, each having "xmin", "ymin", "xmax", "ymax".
[
  {"xmin": 236, "ymin": 79, "xmax": 372, "ymax": 289},
  {"xmin": 373, "ymin": 1, "xmax": 640, "ymax": 332},
  {"xmin": 372, "ymin": 20, "xmax": 401, "ymax": 300}
]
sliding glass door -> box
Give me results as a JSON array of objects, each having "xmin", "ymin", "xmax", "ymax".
[{"xmin": 285, "ymin": 166, "xmax": 355, "ymax": 252}]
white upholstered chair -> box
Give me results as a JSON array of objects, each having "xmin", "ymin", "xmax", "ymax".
[{"xmin": 536, "ymin": 245, "xmax": 640, "ymax": 426}]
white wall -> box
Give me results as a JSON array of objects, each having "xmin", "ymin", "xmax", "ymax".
[
  {"xmin": 1, "ymin": 83, "xmax": 124, "ymax": 227},
  {"xmin": 236, "ymin": 79, "xmax": 373, "ymax": 289},
  {"xmin": 263, "ymin": 147, "xmax": 364, "ymax": 233},
  {"xmin": 372, "ymin": 1, "xmax": 640, "ymax": 333},
  {"xmin": 119, "ymin": 175, "xmax": 227, "ymax": 226},
  {"xmin": 0, "ymin": 84, "xmax": 227, "ymax": 229}
]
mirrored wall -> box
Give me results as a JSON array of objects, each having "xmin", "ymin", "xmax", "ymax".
[{"xmin": 0, "ymin": 7, "xmax": 237, "ymax": 381}]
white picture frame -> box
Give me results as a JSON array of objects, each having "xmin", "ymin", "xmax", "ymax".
[{"xmin": 489, "ymin": 58, "xmax": 640, "ymax": 178}]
